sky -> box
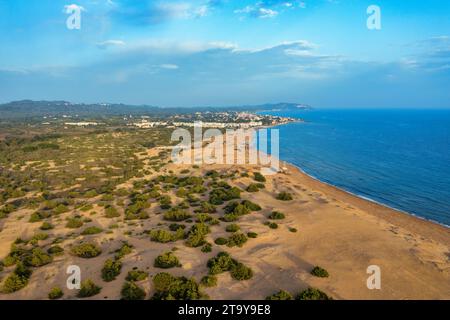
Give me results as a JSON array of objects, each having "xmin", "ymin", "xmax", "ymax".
[{"xmin": 0, "ymin": 0, "xmax": 449, "ymax": 108}]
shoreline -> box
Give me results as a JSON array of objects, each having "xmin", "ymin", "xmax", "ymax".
[
  {"xmin": 287, "ymin": 160, "xmax": 450, "ymax": 229},
  {"xmin": 279, "ymin": 159, "xmax": 450, "ymax": 246}
]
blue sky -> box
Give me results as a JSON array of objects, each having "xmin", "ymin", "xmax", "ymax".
[{"xmin": 0, "ymin": 0, "xmax": 449, "ymax": 108}]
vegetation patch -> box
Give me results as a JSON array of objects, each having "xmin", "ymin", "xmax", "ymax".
[
  {"xmin": 71, "ymin": 243, "xmax": 102, "ymax": 258},
  {"xmin": 154, "ymin": 251, "xmax": 181, "ymax": 269}
]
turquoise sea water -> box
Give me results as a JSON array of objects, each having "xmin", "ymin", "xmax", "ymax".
[{"xmin": 262, "ymin": 109, "xmax": 450, "ymax": 227}]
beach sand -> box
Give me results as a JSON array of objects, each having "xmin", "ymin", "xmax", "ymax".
[{"xmin": 0, "ymin": 145, "xmax": 449, "ymax": 300}]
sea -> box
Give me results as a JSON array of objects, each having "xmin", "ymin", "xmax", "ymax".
[{"xmin": 261, "ymin": 109, "xmax": 450, "ymax": 227}]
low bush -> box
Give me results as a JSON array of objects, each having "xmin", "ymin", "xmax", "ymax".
[
  {"xmin": 214, "ymin": 237, "xmax": 228, "ymax": 245},
  {"xmin": 40, "ymin": 222, "xmax": 54, "ymax": 230},
  {"xmin": 1, "ymin": 272, "xmax": 29, "ymax": 293},
  {"xmin": 185, "ymin": 223, "xmax": 210, "ymax": 248},
  {"xmin": 268, "ymin": 211, "xmax": 285, "ymax": 220},
  {"xmin": 71, "ymin": 243, "xmax": 102, "ymax": 258},
  {"xmin": 121, "ymin": 281, "xmax": 146, "ymax": 300},
  {"xmin": 310, "ymin": 266, "xmax": 329, "ymax": 278},
  {"xmin": 265, "ymin": 290, "xmax": 293, "ymax": 300},
  {"xmin": 154, "ymin": 251, "xmax": 181, "ymax": 269},
  {"xmin": 150, "ymin": 228, "xmax": 185, "ymax": 243},
  {"xmin": 241, "ymin": 200, "xmax": 261, "ymax": 211},
  {"xmin": 296, "ymin": 287, "xmax": 332, "ymax": 300},
  {"xmin": 65, "ymin": 217, "xmax": 83, "ymax": 229},
  {"xmin": 200, "ymin": 275, "xmax": 217, "ymax": 287},
  {"xmin": 23, "ymin": 248, "xmax": 53, "ymax": 267},
  {"xmin": 207, "ymin": 252, "xmax": 236, "ymax": 275},
  {"xmin": 48, "ymin": 287, "xmax": 64, "ymax": 300},
  {"xmin": 225, "ymin": 224, "xmax": 240, "ymax": 233},
  {"xmin": 289, "ymin": 227, "xmax": 297, "ymax": 233},
  {"xmin": 253, "ymin": 172, "xmax": 266, "ymax": 182},
  {"xmin": 114, "ymin": 242, "xmax": 133, "ymax": 260},
  {"xmin": 201, "ymin": 243, "xmax": 212, "ymax": 253},
  {"xmin": 47, "ymin": 245, "xmax": 64, "ymax": 255},
  {"xmin": 81, "ymin": 226, "xmax": 103, "ymax": 235},
  {"xmin": 246, "ymin": 184, "xmax": 260, "ymax": 192},
  {"xmin": 226, "ymin": 233, "xmax": 248, "ymax": 248},
  {"xmin": 104, "ymin": 206, "xmax": 120, "ymax": 218},
  {"xmin": 247, "ymin": 232, "xmax": 258, "ymax": 238},
  {"xmin": 151, "ymin": 272, "xmax": 206, "ymax": 300},
  {"xmin": 77, "ymin": 279, "xmax": 101, "ymax": 298},
  {"xmin": 126, "ymin": 270, "xmax": 148, "ymax": 282},
  {"xmin": 163, "ymin": 208, "xmax": 191, "ymax": 222},
  {"xmin": 169, "ymin": 223, "xmax": 186, "ymax": 231},
  {"xmin": 1, "ymin": 262, "xmax": 31, "ymax": 293},
  {"xmin": 276, "ymin": 192, "xmax": 293, "ymax": 201},
  {"xmin": 265, "ymin": 221, "xmax": 278, "ymax": 229},
  {"xmin": 230, "ymin": 263, "xmax": 253, "ymax": 280},
  {"xmin": 101, "ymin": 258, "xmax": 122, "ymax": 282}
]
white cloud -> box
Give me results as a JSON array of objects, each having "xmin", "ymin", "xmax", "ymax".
[
  {"xmin": 96, "ymin": 40, "xmax": 126, "ymax": 49},
  {"xmin": 159, "ymin": 64, "xmax": 179, "ymax": 70}
]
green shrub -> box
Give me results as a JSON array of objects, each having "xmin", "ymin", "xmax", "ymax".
[
  {"xmin": 169, "ymin": 223, "xmax": 186, "ymax": 231},
  {"xmin": 225, "ymin": 224, "xmax": 240, "ymax": 232},
  {"xmin": 200, "ymin": 275, "xmax": 217, "ymax": 287},
  {"xmin": 40, "ymin": 222, "xmax": 54, "ymax": 230},
  {"xmin": 47, "ymin": 245, "xmax": 64, "ymax": 256},
  {"xmin": 230, "ymin": 263, "xmax": 253, "ymax": 280},
  {"xmin": 246, "ymin": 184, "xmax": 260, "ymax": 192},
  {"xmin": 151, "ymin": 273, "xmax": 206, "ymax": 300},
  {"xmin": 214, "ymin": 237, "xmax": 228, "ymax": 246},
  {"xmin": 207, "ymin": 252, "xmax": 236, "ymax": 275},
  {"xmin": 71, "ymin": 243, "xmax": 102, "ymax": 258},
  {"xmin": 53, "ymin": 204, "xmax": 69, "ymax": 215},
  {"xmin": 241, "ymin": 200, "xmax": 261, "ymax": 211},
  {"xmin": 81, "ymin": 226, "xmax": 103, "ymax": 235},
  {"xmin": 1, "ymin": 262, "xmax": 31, "ymax": 293},
  {"xmin": 199, "ymin": 201, "xmax": 216, "ymax": 213},
  {"xmin": 185, "ymin": 223, "xmax": 210, "ymax": 247},
  {"xmin": 289, "ymin": 227, "xmax": 297, "ymax": 233},
  {"xmin": 201, "ymin": 243, "xmax": 212, "ymax": 253},
  {"xmin": 247, "ymin": 232, "xmax": 258, "ymax": 238},
  {"xmin": 224, "ymin": 202, "xmax": 250, "ymax": 216},
  {"xmin": 121, "ymin": 281, "xmax": 146, "ymax": 300},
  {"xmin": 150, "ymin": 229, "xmax": 184, "ymax": 243},
  {"xmin": 104, "ymin": 206, "xmax": 120, "ymax": 218},
  {"xmin": 114, "ymin": 242, "xmax": 133, "ymax": 259},
  {"xmin": 126, "ymin": 270, "xmax": 148, "ymax": 282},
  {"xmin": 222, "ymin": 213, "xmax": 239, "ymax": 222},
  {"xmin": 276, "ymin": 192, "xmax": 293, "ymax": 201},
  {"xmin": 1, "ymin": 273, "xmax": 29, "ymax": 293},
  {"xmin": 269, "ymin": 211, "xmax": 285, "ymax": 220},
  {"xmin": 296, "ymin": 287, "xmax": 332, "ymax": 300},
  {"xmin": 209, "ymin": 187, "xmax": 241, "ymax": 205},
  {"xmin": 227, "ymin": 233, "xmax": 248, "ymax": 248},
  {"xmin": 66, "ymin": 217, "xmax": 84, "ymax": 229},
  {"xmin": 48, "ymin": 287, "xmax": 64, "ymax": 300},
  {"xmin": 266, "ymin": 290, "xmax": 293, "ymax": 300},
  {"xmin": 195, "ymin": 213, "xmax": 212, "ymax": 223},
  {"xmin": 265, "ymin": 221, "xmax": 278, "ymax": 229},
  {"xmin": 101, "ymin": 258, "xmax": 122, "ymax": 282},
  {"xmin": 163, "ymin": 208, "xmax": 191, "ymax": 221},
  {"xmin": 154, "ymin": 251, "xmax": 181, "ymax": 269},
  {"xmin": 311, "ymin": 266, "xmax": 329, "ymax": 278},
  {"xmin": 23, "ymin": 248, "xmax": 53, "ymax": 267},
  {"xmin": 31, "ymin": 232, "xmax": 49, "ymax": 242},
  {"xmin": 253, "ymin": 172, "xmax": 266, "ymax": 182},
  {"xmin": 77, "ymin": 279, "xmax": 101, "ymax": 298},
  {"xmin": 2, "ymin": 255, "xmax": 17, "ymax": 267}
]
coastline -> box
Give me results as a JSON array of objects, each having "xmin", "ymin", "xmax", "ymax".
[{"xmin": 280, "ymin": 160, "xmax": 450, "ymax": 246}]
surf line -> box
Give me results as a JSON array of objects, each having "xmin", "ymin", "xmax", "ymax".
[{"xmin": 178, "ymin": 304, "xmax": 213, "ymax": 318}]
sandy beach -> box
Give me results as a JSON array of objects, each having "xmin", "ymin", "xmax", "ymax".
[{"xmin": 0, "ymin": 144, "xmax": 449, "ymax": 300}]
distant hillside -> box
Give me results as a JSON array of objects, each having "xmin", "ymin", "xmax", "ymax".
[{"xmin": 0, "ymin": 100, "xmax": 311, "ymax": 120}]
